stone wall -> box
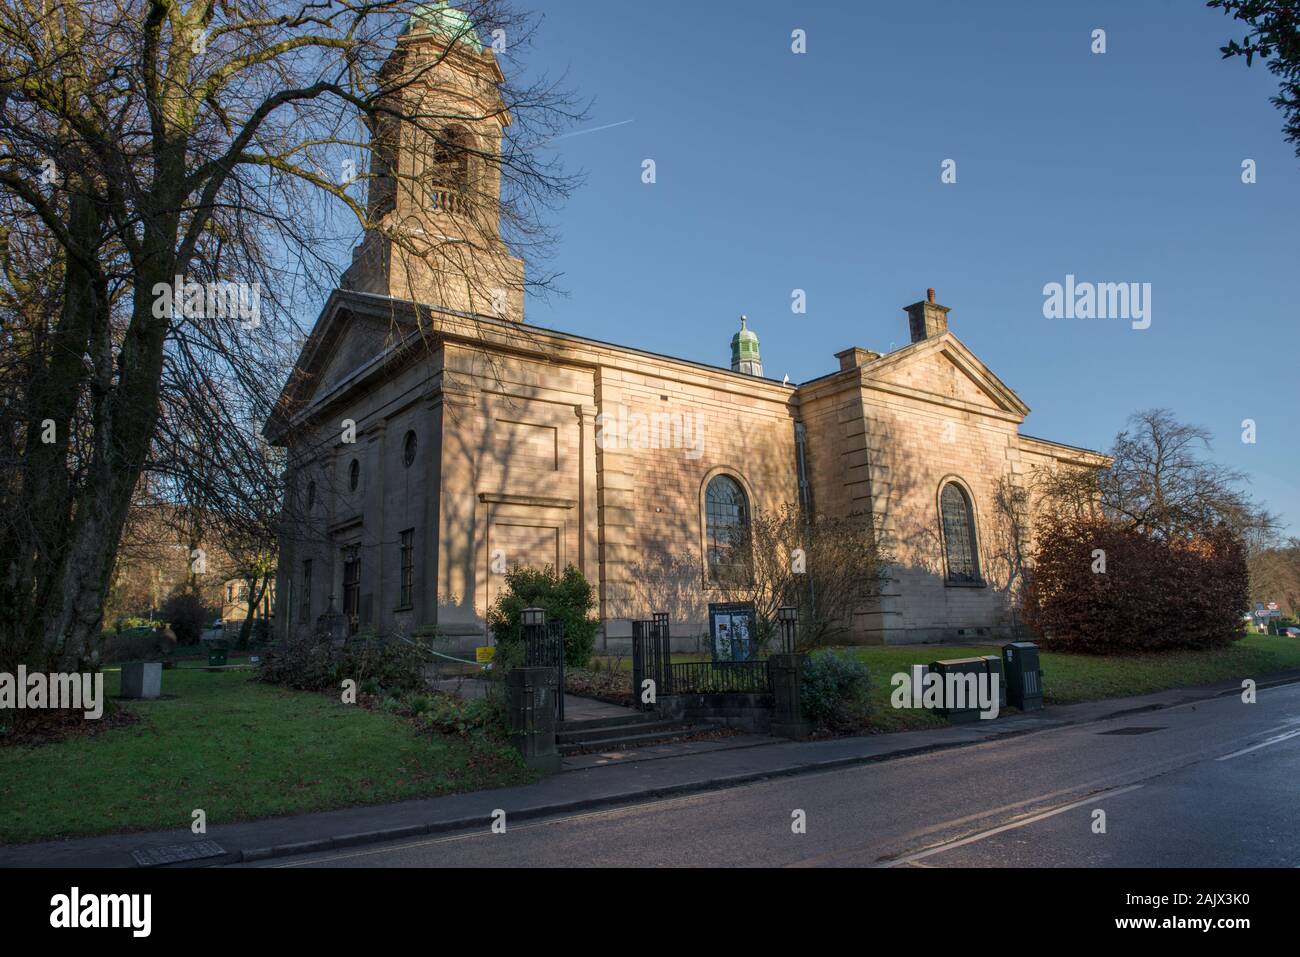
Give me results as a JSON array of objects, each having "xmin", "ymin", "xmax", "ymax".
[{"xmin": 272, "ymin": 298, "xmax": 1105, "ymax": 652}]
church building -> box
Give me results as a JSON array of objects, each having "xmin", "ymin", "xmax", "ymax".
[{"xmin": 266, "ymin": 4, "xmax": 1108, "ymax": 651}]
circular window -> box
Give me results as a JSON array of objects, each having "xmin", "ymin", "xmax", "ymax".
[
  {"xmin": 306, "ymin": 481, "xmax": 316, "ymax": 509},
  {"xmin": 348, "ymin": 458, "xmax": 360, "ymax": 492},
  {"xmin": 402, "ymin": 430, "xmax": 417, "ymax": 467}
]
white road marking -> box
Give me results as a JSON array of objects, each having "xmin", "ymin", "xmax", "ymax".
[
  {"xmin": 1215, "ymin": 727, "xmax": 1300, "ymax": 761},
  {"xmin": 879, "ymin": 784, "xmax": 1145, "ymax": 867}
]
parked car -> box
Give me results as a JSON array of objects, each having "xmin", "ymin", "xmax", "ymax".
[
  {"xmin": 210, "ymin": 619, "xmax": 224, "ymax": 631},
  {"xmin": 1283, "ymin": 626, "xmax": 1300, "ymax": 639}
]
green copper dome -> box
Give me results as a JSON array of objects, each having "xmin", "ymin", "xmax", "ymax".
[
  {"xmin": 730, "ymin": 316, "xmax": 763, "ymax": 376},
  {"xmin": 401, "ymin": 2, "xmax": 485, "ymax": 54}
]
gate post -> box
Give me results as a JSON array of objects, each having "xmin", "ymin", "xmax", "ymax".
[
  {"xmin": 769, "ymin": 653, "xmax": 810, "ymax": 740},
  {"xmin": 632, "ymin": 619, "xmax": 647, "ymax": 711},
  {"xmin": 522, "ymin": 607, "xmax": 565, "ymax": 722},
  {"xmin": 506, "ymin": 666, "xmax": 562, "ymax": 774},
  {"xmin": 652, "ymin": 612, "xmax": 672, "ymax": 696}
]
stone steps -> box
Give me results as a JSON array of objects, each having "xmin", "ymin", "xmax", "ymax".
[
  {"xmin": 556, "ymin": 711, "xmax": 664, "ymax": 734},
  {"xmin": 556, "ymin": 715, "xmax": 711, "ymax": 755}
]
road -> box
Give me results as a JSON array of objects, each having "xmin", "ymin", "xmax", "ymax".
[{"xmin": 255, "ymin": 680, "xmax": 1300, "ymax": 868}]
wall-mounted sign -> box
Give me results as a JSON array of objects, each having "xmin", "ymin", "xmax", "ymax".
[
  {"xmin": 708, "ymin": 602, "xmax": 757, "ymax": 662},
  {"xmin": 475, "ymin": 646, "xmax": 496, "ymax": 663}
]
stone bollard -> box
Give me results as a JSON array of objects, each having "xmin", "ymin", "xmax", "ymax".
[
  {"xmin": 120, "ymin": 661, "xmax": 163, "ymax": 699},
  {"xmin": 506, "ymin": 667, "xmax": 562, "ymax": 774},
  {"xmin": 768, "ymin": 653, "xmax": 811, "ymax": 740}
]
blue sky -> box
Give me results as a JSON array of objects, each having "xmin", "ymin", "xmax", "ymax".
[{"xmin": 487, "ymin": 0, "xmax": 1300, "ymax": 535}]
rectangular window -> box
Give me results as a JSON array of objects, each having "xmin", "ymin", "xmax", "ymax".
[
  {"xmin": 399, "ymin": 529, "xmax": 415, "ymax": 608},
  {"xmin": 342, "ymin": 546, "xmax": 360, "ymax": 636},
  {"xmin": 301, "ymin": 560, "xmax": 312, "ymax": 623}
]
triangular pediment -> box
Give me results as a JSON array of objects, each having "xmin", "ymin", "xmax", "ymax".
[
  {"xmin": 313, "ymin": 312, "xmax": 395, "ymax": 396},
  {"xmin": 265, "ymin": 290, "xmax": 425, "ymax": 442},
  {"xmin": 863, "ymin": 333, "xmax": 1030, "ymax": 418}
]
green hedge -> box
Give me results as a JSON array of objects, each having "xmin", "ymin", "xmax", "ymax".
[{"xmin": 485, "ymin": 565, "xmax": 598, "ymax": 669}]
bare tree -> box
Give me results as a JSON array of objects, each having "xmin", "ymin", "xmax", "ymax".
[
  {"xmin": 985, "ymin": 475, "xmax": 1031, "ymax": 606},
  {"xmin": 0, "ymin": 1, "xmax": 579, "ymax": 670},
  {"xmin": 1098, "ymin": 409, "xmax": 1278, "ymax": 544},
  {"xmin": 722, "ymin": 503, "xmax": 892, "ymax": 652}
]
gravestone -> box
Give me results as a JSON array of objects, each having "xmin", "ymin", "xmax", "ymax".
[{"xmin": 120, "ymin": 661, "xmax": 162, "ymax": 699}]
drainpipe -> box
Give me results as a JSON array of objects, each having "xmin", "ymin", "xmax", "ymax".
[{"xmin": 793, "ymin": 422, "xmax": 817, "ymax": 627}]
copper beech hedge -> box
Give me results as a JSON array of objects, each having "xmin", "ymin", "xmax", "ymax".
[{"xmin": 1021, "ymin": 517, "xmax": 1249, "ymax": 653}]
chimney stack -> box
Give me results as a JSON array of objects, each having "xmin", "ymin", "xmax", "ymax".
[{"xmin": 904, "ymin": 288, "xmax": 951, "ymax": 343}]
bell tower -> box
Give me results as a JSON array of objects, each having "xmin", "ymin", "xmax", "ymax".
[{"xmin": 341, "ymin": 2, "xmax": 526, "ymax": 321}]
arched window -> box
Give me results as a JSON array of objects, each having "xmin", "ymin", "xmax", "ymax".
[
  {"xmin": 402, "ymin": 430, "xmax": 417, "ymax": 468},
  {"xmin": 306, "ymin": 481, "xmax": 316, "ymax": 509},
  {"xmin": 348, "ymin": 458, "xmax": 360, "ymax": 492},
  {"xmin": 940, "ymin": 483, "xmax": 980, "ymax": 584},
  {"xmin": 705, "ymin": 474, "xmax": 750, "ymax": 583},
  {"xmin": 430, "ymin": 125, "xmax": 472, "ymax": 211}
]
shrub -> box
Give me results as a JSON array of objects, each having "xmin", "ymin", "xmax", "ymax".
[
  {"xmin": 259, "ymin": 632, "xmax": 428, "ymax": 694},
  {"xmin": 416, "ymin": 693, "xmax": 506, "ymax": 738},
  {"xmin": 344, "ymin": 635, "xmax": 427, "ymax": 693},
  {"xmin": 251, "ymin": 618, "xmax": 272, "ymax": 646},
  {"xmin": 97, "ymin": 629, "xmax": 175, "ymax": 664},
  {"xmin": 160, "ymin": 591, "xmax": 207, "ymax": 646},
  {"xmin": 113, "ymin": 617, "xmax": 155, "ymax": 632},
  {"xmin": 801, "ymin": 650, "xmax": 871, "ymax": 732},
  {"xmin": 485, "ymin": 564, "xmax": 599, "ymax": 668},
  {"xmin": 258, "ymin": 633, "xmax": 346, "ymax": 691},
  {"xmin": 485, "ymin": 637, "xmax": 525, "ymax": 683},
  {"xmin": 1021, "ymin": 516, "xmax": 1249, "ymax": 653}
]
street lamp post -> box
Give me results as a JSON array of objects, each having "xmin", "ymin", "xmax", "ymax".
[
  {"xmin": 777, "ymin": 605, "xmax": 798, "ymax": 654},
  {"xmin": 522, "ymin": 606, "xmax": 546, "ymax": 642}
]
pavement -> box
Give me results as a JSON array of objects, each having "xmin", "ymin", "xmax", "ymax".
[{"xmin": 3, "ymin": 668, "xmax": 1298, "ymax": 868}]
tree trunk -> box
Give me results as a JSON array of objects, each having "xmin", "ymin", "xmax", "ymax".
[
  {"xmin": 38, "ymin": 261, "xmax": 175, "ymax": 670},
  {"xmin": 238, "ymin": 576, "xmax": 268, "ymax": 649}
]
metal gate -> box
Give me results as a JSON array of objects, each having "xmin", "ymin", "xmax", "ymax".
[
  {"xmin": 525, "ymin": 619, "xmax": 566, "ymax": 721},
  {"xmin": 631, "ymin": 612, "xmax": 672, "ymax": 710}
]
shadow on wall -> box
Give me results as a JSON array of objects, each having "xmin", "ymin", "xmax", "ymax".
[
  {"xmin": 618, "ymin": 552, "xmax": 1019, "ymax": 649},
  {"xmin": 438, "ymin": 348, "xmax": 578, "ymax": 632},
  {"xmin": 618, "ymin": 419, "xmax": 1033, "ymax": 648}
]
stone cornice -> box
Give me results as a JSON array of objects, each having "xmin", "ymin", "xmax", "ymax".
[{"xmin": 477, "ymin": 492, "xmax": 577, "ymax": 509}]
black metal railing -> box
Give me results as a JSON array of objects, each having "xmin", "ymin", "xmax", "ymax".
[
  {"xmin": 668, "ymin": 660, "xmax": 772, "ymax": 695},
  {"xmin": 632, "ymin": 612, "xmax": 774, "ymax": 701},
  {"xmin": 524, "ymin": 619, "xmax": 566, "ymax": 721}
]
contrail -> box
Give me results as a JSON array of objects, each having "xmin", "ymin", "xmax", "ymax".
[{"xmin": 543, "ymin": 118, "xmax": 634, "ymax": 146}]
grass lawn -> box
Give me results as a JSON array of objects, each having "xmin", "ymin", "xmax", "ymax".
[
  {"xmin": 596, "ymin": 635, "xmax": 1300, "ymax": 734},
  {"xmin": 839, "ymin": 634, "xmax": 1300, "ymax": 733},
  {"xmin": 0, "ymin": 667, "xmax": 534, "ymax": 845}
]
